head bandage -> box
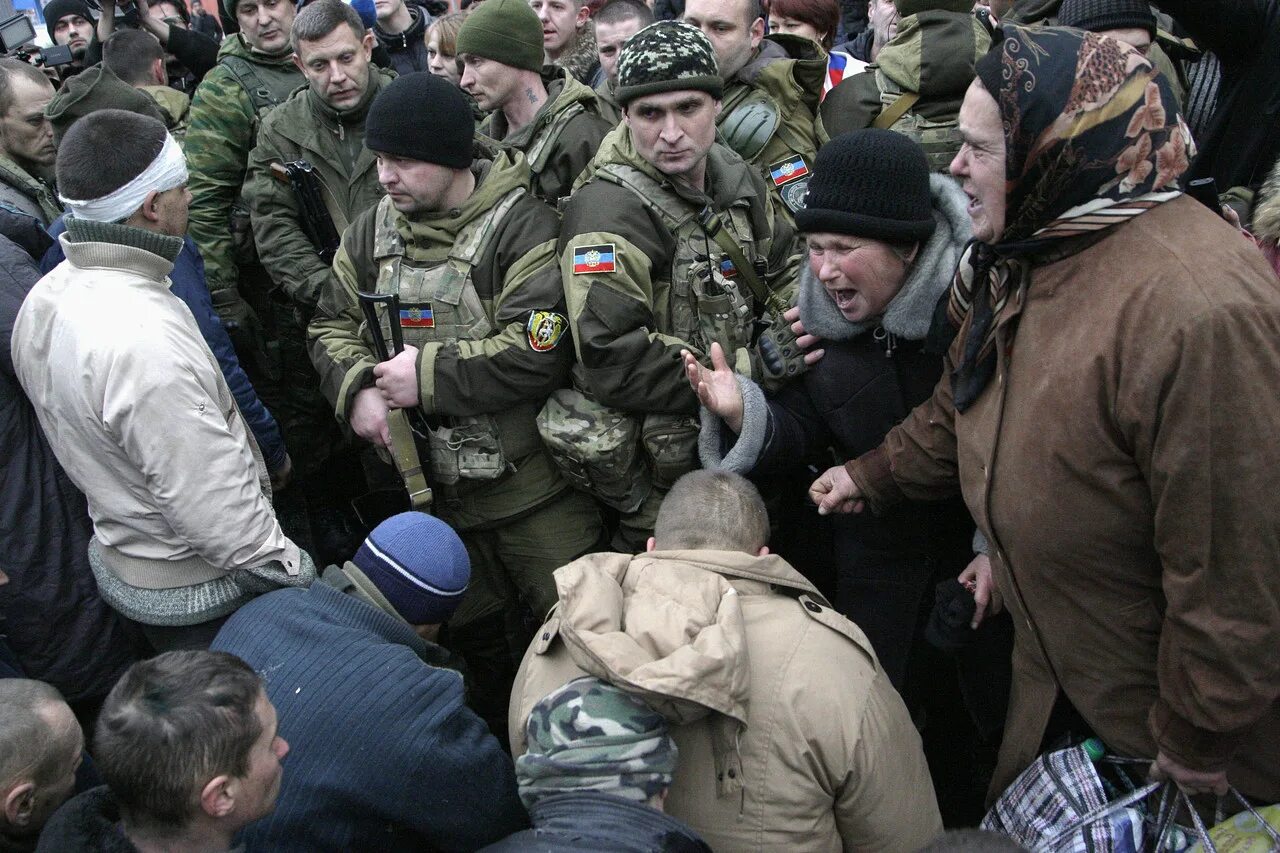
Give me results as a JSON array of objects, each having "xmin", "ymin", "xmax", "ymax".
[{"xmin": 59, "ymin": 134, "xmax": 189, "ymax": 223}]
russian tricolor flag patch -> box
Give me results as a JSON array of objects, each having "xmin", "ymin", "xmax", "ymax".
[{"xmin": 572, "ymin": 243, "xmax": 616, "ymax": 274}]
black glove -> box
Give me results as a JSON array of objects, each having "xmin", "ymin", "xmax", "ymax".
[{"xmin": 754, "ymin": 315, "xmax": 808, "ymax": 391}]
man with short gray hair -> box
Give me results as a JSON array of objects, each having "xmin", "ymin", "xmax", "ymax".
[
  {"xmin": 510, "ymin": 469, "xmax": 943, "ymax": 852},
  {"xmin": 0, "ymin": 60, "xmax": 60, "ymax": 229},
  {"xmin": 0, "ymin": 680, "xmax": 83, "ymax": 849}
]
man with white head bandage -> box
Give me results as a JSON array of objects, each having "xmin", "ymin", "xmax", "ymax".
[{"xmin": 11, "ymin": 109, "xmax": 315, "ymax": 653}]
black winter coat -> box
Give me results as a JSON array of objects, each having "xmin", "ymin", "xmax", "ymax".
[
  {"xmin": 0, "ymin": 227, "xmax": 140, "ymax": 704},
  {"xmin": 480, "ymin": 793, "xmax": 711, "ymax": 853}
]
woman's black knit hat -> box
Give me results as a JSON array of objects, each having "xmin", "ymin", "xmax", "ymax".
[{"xmin": 796, "ymin": 129, "xmax": 937, "ymax": 242}]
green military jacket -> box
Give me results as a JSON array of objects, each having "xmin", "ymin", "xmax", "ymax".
[
  {"xmin": 559, "ymin": 125, "xmax": 801, "ymax": 416},
  {"xmin": 0, "ymin": 156, "xmax": 60, "ymax": 227},
  {"xmin": 818, "ymin": 10, "xmax": 992, "ymax": 169},
  {"xmin": 141, "ymin": 85, "xmax": 192, "ymax": 143},
  {"xmin": 308, "ymin": 151, "xmax": 575, "ymax": 527},
  {"xmin": 717, "ymin": 34, "xmax": 826, "ymax": 221},
  {"xmin": 186, "ymin": 34, "xmax": 304, "ymax": 323},
  {"xmin": 594, "ymin": 78, "xmax": 622, "ymax": 128},
  {"xmin": 480, "ymin": 66, "xmax": 612, "ymax": 205},
  {"xmin": 243, "ymin": 70, "xmax": 392, "ymax": 309}
]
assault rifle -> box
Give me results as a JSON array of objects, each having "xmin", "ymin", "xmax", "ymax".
[{"xmin": 270, "ymin": 159, "xmax": 341, "ymax": 264}]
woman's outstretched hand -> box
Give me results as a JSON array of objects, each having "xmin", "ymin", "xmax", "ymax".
[{"xmin": 682, "ymin": 342, "xmax": 745, "ymax": 434}]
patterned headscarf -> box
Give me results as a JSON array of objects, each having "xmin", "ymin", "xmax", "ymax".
[
  {"xmin": 948, "ymin": 26, "xmax": 1194, "ymax": 411},
  {"xmin": 516, "ymin": 676, "xmax": 678, "ymax": 810}
]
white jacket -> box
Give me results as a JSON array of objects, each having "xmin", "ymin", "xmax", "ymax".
[{"xmin": 12, "ymin": 233, "xmax": 300, "ymax": 589}]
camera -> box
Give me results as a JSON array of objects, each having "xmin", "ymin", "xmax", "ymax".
[{"xmin": 0, "ymin": 13, "xmax": 77, "ymax": 67}]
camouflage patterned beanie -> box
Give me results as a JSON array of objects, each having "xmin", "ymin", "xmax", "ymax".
[
  {"xmin": 615, "ymin": 21, "xmax": 723, "ymax": 107},
  {"xmin": 516, "ymin": 676, "xmax": 678, "ymax": 809}
]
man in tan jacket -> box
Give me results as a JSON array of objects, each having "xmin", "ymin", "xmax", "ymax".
[{"xmin": 509, "ymin": 470, "xmax": 942, "ymax": 853}]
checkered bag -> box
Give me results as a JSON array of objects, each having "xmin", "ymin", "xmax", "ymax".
[{"xmin": 981, "ymin": 744, "xmax": 1146, "ymax": 853}]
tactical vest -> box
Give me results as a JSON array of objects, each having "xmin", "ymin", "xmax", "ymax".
[
  {"xmin": 539, "ymin": 163, "xmax": 766, "ymax": 506},
  {"xmin": 873, "ymin": 69, "xmax": 963, "ymax": 173},
  {"xmin": 718, "ymin": 85, "xmax": 814, "ymax": 214},
  {"xmin": 367, "ymin": 192, "xmax": 545, "ymax": 486},
  {"xmin": 525, "ymin": 101, "xmax": 586, "ymax": 179}
]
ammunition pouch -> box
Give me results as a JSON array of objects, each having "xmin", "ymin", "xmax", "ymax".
[
  {"xmin": 425, "ymin": 415, "xmax": 508, "ymax": 485},
  {"xmin": 717, "ymin": 90, "xmax": 780, "ymax": 163},
  {"xmin": 229, "ymin": 198, "xmax": 258, "ymax": 266},
  {"xmin": 537, "ymin": 389, "xmax": 650, "ymax": 513},
  {"xmin": 640, "ymin": 412, "xmax": 700, "ymax": 490}
]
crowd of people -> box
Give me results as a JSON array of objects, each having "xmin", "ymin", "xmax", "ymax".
[{"xmin": 2, "ymin": 0, "xmax": 1279, "ymax": 850}]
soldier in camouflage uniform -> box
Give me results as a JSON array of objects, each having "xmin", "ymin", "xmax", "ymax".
[
  {"xmin": 455, "ymin": 0, "xmax": 612, "ymax": 207},
  {"xmin": 308, "ymin": 73, "xmax": 603, "ymax": 737},
  {"xmin": 818, "ymin": 0, "xmax": 992, "ymax": 171},
  {"xmin": 240, "ymin": 0, "xmax": 395, "ymax": 562},
  {"xmin": 682, "ymin": 0, "xmax": 827, "ymax": 224},
  {"xmin": 546, "ymin": 22, "xmax": 806, "ymax": 549}
]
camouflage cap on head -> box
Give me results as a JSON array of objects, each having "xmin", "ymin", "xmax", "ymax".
[
  {"xmin": 516, "ymin": 676, "xmax": 678, "ymax": 809},
  {"xmin": 615, "ymin": 21, "xmax": 722, "ymax": 107}
]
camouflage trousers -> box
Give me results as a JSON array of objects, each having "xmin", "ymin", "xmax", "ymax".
[{"xmin": 444, "ymin": 488, "xmax": 605, "ymax": 742}]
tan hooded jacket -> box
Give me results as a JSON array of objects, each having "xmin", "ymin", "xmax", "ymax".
[{"xmin": 509, "ymin": 549, "xmax": 942, "ymax": 853}]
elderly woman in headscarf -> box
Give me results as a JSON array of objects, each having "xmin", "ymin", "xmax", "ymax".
[{"xmin": 811, "ymin": 25, "xmax": 1280, "ymax": 803}]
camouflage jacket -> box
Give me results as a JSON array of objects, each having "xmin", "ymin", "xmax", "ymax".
[
  {"xmin": 0, "ymin": 156, "xmax": 60, "ymax": 228},
  {"xmin": 141, "ymin": 85, "xmax": 192, "ymax": 143},
  {"xmin": 552, "ymin": 26, "xmax": 600, "ymax": 86},
  {"xmin": 818, "ymin": 10, "xmax": 992, "ymax": 171},
  {"xmin": 186, "ymin": 34, "xmax": 304, "ymax": 324},
  {"xmin": 717, "ymin": 34, "xmax": 826, "ymax": 221},
  {"xmin": 243, "ymin": 71, "xmax": 392, "ymax": 309},
  {"xmin": 559, "ymin": 126, "xmax": 801, "ymax": 416},
  {"xmin": 481, "ymin": 67, "xmax": 612, "ymax": 206},
  {"xmin": 308, "ymin": 151, "xmax": 574, "ymax": 526}
]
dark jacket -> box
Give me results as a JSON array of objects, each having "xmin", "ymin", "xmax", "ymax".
[
  {"xmin": 374, "ymin": 4, "xmax": 430, "ymax": 76},
  {"xmin": 211, "ymin": 571, "xmax": 528, "ymax": 852},
  {"xmin": 0, "ymin": 228, "xmax": 139, "ymax": 705},
  {"xmin": 1152, "ymin": 0, "xmax": 1280, "ymax": 194},
  {"xmin": 34, "ymin": 787, "xmax": 138, "ymax": 853},
  {"xmin": 700, "ymin": 174, "xmax": 975, "ymax": 687},
  {"xmin": 40, "ymin": 219, "xmax": 287, "ymax": 472},
  {"xmin": 480, "ymin": 793, "xmax": 711, "ymax": 853}
]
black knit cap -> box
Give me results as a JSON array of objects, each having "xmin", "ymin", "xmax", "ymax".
[
  {"xmin": 615, "ymin": 21, "xmax": 723, "ymax": 107},
  {"xmin": 1059, "ymin": 0, "xmax": 1156, "ymax": 37},
  {"xmin": 366, "ymin": 73, "xmax": 474, "ymax": 170},
  {"xmin": 796, "ymin": 129, "xmax": 936, "ymax": 242},
  {"xmin": 43, "ymin": 0, "xmax": 94, "ymax": 42}
]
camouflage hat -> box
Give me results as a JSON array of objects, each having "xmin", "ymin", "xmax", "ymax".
[
  {"xmin": 615, "ymin": 21, "xmax": 723, "ymax": 107},
  {"xmin": 516, "ymin": 676, "xmax": 678, "ymax": 809}
]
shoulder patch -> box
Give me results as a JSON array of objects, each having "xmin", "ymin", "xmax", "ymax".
[
  {"xmin": 572, "ymin": 243, "xmax": 616, "ymax": 274},
  {"xmin": 797, "ymin": 594, "xmax": 878, "ymax": 663},
  {"xmin": 527, "ymin": 311, "xmax": 568, "ymax": 351},
  {"xmin": 768, "ymin": 154, "xmax": 810, "ymax": 186},
  {"xmin": 779, "ymin": 177, "xmax": 810, "ymax": 214}
]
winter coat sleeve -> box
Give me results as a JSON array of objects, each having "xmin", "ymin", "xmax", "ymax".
[
  {"xmin": 172, "ymin": 239, "xmax": 287, "ymax": 471},
  {"xmin": 1150, "ymin": 0, "xmax": 1269, "ymax": 62},
  {"xmin": 165, "ymin": 26, "xmax": 221, "ymax": 81},
  {"xmin": 243, "ymin": 114, "xmax": 332, "ymax": 308},
  {"xmin": 1119, "ymin": 297, "xmax": 1280, "ymax": 770},
  {"xmin": 417, "ymin": 197, "xmax": 575, "ymax": 418},
  {"xmin": 186, "ymin": 66, "xmax": 258, "ymax": 324},
  {"xmin": 403, "ymin": 705, "xmax": 530, "ymax": 850}
]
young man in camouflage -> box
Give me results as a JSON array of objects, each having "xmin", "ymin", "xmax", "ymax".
[
  {"xmin": 456, "ymin": 0, "xmax": 612, "ymax": 206},
  {"xmin": 819, "ymin": 0, "xmax": 992, "ymax": 170},
  {"xmin": 185, "ymin": 0, "xmax": 301, "ymax": 349},
  {"xmin": 682, "ymin": 0, "xmax": 827, "ymax": 223},
  {"xmin": 547, "ymin": 21, "xmax": 807, "ymax": 549},
  {"xmin": 308, "ymin": 73, "xmax": 603, "ymax": 737},
  {"xmin": 240, "ymin": 0, "xmax": 393, "ymax": 561}
]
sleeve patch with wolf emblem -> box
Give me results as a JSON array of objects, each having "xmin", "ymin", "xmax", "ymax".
[{"xmin": 527, "ymin": 311, "xmax": 568, "ymax": 352}]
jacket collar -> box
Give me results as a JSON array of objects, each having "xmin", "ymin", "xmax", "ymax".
[
  {"xmin": 374, "ymin": 3, "xmax": 425, "ymax": 48},
  {"xmin": 61, "ymin": 218, "xmax": 181, "ymax": 280},
  {"xmin": 799, "ymin": 173, "xmax": 970, "ymax": 342},
  {"xmin": 645, "ymin": 548, "xmax": 826, "ymax": 602}
]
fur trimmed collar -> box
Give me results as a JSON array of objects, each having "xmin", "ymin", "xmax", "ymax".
[
  {"xmin": 798, "ymin": 173, "xmax": 970, "ymax": 342},
  {"xmin": 1253, "ymin": 157, "xmax": 1280, "ymax": 243}
]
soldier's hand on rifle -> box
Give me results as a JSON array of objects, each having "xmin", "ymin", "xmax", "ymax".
[
  {"xmin": 683, "ymin": 343, "xmax": 744, "ymax": 434},
  {"xmin": 350, "ymin": 387, "xmax": 392, "ymax": 448},
  {"xmin": 372, "ymin": 345, "xmax": 420, "ymax": 409}
]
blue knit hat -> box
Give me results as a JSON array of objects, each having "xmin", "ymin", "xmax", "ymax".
[{"xmin": 352, "ymin": 513, "xmax": 470, "ymax": 625}]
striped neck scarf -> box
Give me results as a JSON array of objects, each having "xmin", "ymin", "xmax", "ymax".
[{"xmin": 950, "ymin": 26, "xmax": 1195, "ymax": 412}]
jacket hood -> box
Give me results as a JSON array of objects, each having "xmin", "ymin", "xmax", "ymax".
[
  {"xmin": 218, "ymin": 32, "xmax": 295, "ymax": 66},
  {"xmin": 374, "ymin": 3, "xmax": 426, "ymax": 47},
  {"xmin": 876, "ymin": 11, "xmax": 992, "ymax": 97},
  {"xmin": 799, "ymin": 173, "xmax": 970, "ymax": 341},
  {"xmin": 140, "ymin": 85, "xmax": 191, "ymax": 128},
  {"xmin": 395, "ymin": 149, "xmax": 532, "ymax": 255},
  {"xmin": 32, "ymin": 787, "xmax": 137, "ymax": 853},
  {"xmin": 1253, "ymin": 158, "xmax": 1280, "ymax": 243},
  {"xmin": 735, "ymin": 33, "xmax": 822, "ymax": 85},
  {"xmin": 577, "ymin": 124, "xmax": 759, "ymax": 211}
]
